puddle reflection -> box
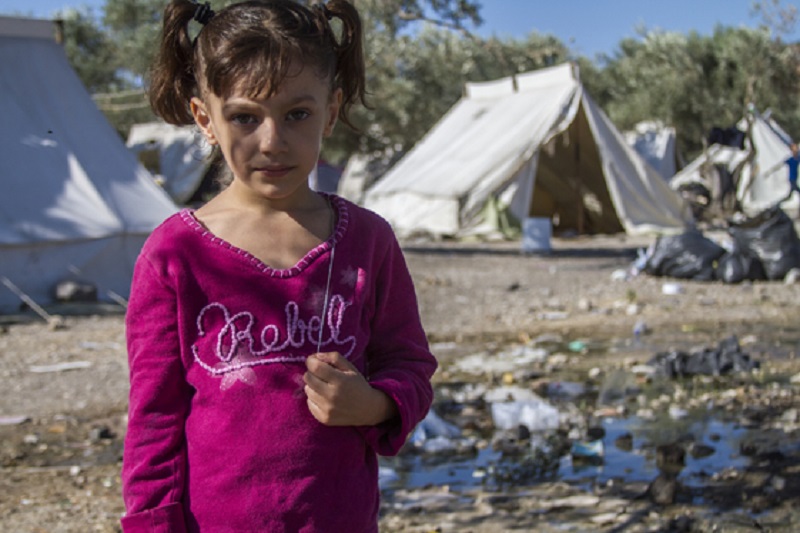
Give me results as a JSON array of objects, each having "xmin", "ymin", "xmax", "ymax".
[{"xmin": 381, "ymin": 330, "xmax": 800, "ymax": 508}]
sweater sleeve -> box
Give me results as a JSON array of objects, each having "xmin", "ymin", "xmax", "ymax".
[
  {"xmin": 121, "ymin": 255, "xmax": 191, "ymax": 533},
  {"xmin": 357, "ymin": 232, "xmax": 437, "ymax": 456}
]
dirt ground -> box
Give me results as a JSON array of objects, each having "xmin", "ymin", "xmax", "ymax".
[{"xmin": 2, "ymin": 232, "xmax": 800, "ymax": 532}]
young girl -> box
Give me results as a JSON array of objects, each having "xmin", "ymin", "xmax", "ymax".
[{"xmin": 120, "ymin": 1, "xmax": 437, "ymax": 531}]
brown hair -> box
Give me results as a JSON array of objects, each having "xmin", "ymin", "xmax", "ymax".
[{"xmin": 149, "ymin": 0, "xmax": 366, "ymax": 129}]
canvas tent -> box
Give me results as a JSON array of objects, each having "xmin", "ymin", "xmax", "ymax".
[
  {"xmin": 624, "ymin": 121, "xmax": 679, "ymax": 180},
  {"xmin": 127, "ymin": 122, "xmax": 213, "ymax": 204},
  {"xmin": 670, "ymin": 112, "xmax": 797, "ymax": 218},
  {"xmin": 364, "ymin": 63, "xmax": 688, "ymax": 239},
  {"xmin": 0, "ymin": 16, "xmax": 178, "ymax": 313}
]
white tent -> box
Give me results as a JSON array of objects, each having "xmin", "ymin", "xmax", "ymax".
[
  {"xmin": 624, "ymin": 121, "xmax": 679, "ymax": 180},
  {"xmin": 670, "ymin": 112, "xmax": 797, "ymax": 217},
  {"xmin": 127, "ymin": 122, "xmax": 212, "ymax": 204},
  {"xmin": 0, "ymin": 16, "xmax": 178, "ymax": 313},
  {"xmin": 737, "ymin": 114, "xmax": 797, "ymax": 215},
  {"xmin": 364, "ymin": 63, "xmax": 688, "ymax": 239}
]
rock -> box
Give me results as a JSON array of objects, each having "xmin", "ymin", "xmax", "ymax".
[
  {"xmin": 614, "ymin": 433, "xmax": 633, "ymax": 452},
  {"xmin": 89, "ymin": 426, "xmax": 115, "ymax": 442},
  {"xmin": 656, "ymin": 443, "xmax": 685, "ymax": 476},
  {"xmin": 649, "ymin": 474, "xmax": 679, "ymax": 505},
  {"xmin": 689, "ymin": 443, "xmax": 716, "ymax": 459}
]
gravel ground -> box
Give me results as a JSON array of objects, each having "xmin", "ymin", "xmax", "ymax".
[{"xmin": 2, "ymin": 232, "xmax": 800, "ymax": 532}]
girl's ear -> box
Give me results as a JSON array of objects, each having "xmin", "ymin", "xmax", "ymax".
[
  {"xmin": 323, "ymin": 88, "xmax": 343, "ymax": 138},
  {"xmin": 191, "ymin": 97, "xmax": 217, "ymax": 145}
]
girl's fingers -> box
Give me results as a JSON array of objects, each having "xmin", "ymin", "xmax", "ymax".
[{"xmin": 311, "ymin": 351, "xmax": 357, "ymax": 373}]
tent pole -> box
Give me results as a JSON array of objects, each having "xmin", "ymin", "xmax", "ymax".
[
  {"xmin": 107, "ymin": 290, "xmax": 129, "ymax": 309},
  {"xmin": 1, "ymin": 276, "xmax": 64, "ymax": 328}
]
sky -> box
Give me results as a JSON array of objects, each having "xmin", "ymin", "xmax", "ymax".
[{"xmin": 2, "ymin": 0, "xmax": 798, "ymax": 58}]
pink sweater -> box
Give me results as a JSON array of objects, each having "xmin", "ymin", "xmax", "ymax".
[{"xmin": 121, "ymin": 195, "xmax": 436, "ymax": 532}]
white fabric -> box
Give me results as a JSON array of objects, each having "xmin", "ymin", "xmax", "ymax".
[
  {"xmin": 127, "ymin": 122, "xmax": 212, "ymax": 204},
  {"xmin": 0, "ymin": 19, "xmax": 177, "ymax": 312},
  {"xmin": 669, "ymin": 113, "xmax": 796, "ymax": 216},
  {"xmin": 669, "ymin": 144, "xmax": 750, "ymax": 190},
  {"xmin": 624, "ymin": 121, "xmax": 678, "ymax": 180},
  {"xmin": 582, "ymin": 93, "xmax": 689, "ymax": 233},
  {"xmin": 365, "ymin": 63, "xmax": 687, "ymax": 238},
  {"xmin": 737, "ymin": 115, "xmax": 797, "ymax": 215}
]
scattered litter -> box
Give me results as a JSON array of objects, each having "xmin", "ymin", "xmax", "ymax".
[
  {"xmin": 597, "ymin": 369, "xmax": 641, "ymax": 405},
  {"xmin": 547, "ymin": 494, "xmax": 600, "ymax": 509},
  {"xmin": 79, "ymin": 341, "xmax": 121, "ymax": 351},
  {"xmin": 530, "ymin": 333, "xmax": 563, "ymax": 345},
  {"xmin": 644, "ymin": 230, "xmax": 725, "ymax": 281},
  {"xmin": 633, "ymin": 320, "xmax": 648, "ymax": 338},
  {"xmin": 0, "ymin": 415, "xmax": 30, "ymax": 425},
  {"xmin": 452, "ymin": 346, "xmax": 548, "ymax": 375},
  {"xmin": 491, "ymin": 396, "xmax": 561, "ymax": 433},
  {"xmin": 571, "ymin": 440, "xmax": 604, "ymax": 461},
  {"xmin": 785, "ymin": 268, "xmax": 800, "ymax": 284},
  {"xmin": 591, "ymin": 512, "xmax": 624, "ymax": 525},
  {"xmin": 668, "ymin": 406, "xmax": 689, "ymax": 419},
  {"xmin": 29, "ymin": 361, "xmax": 92, "ymax": 373},
  {"xmin": 631, "ymin": 364, "xmax": 656, "ymax": 377},
  {"xmin": 538, "ymin": 311, "xmax": 569, "ymax": 321},
  {"xmin": 626, "ymin": 303, "xmax": 643, "ymax": 316},
  {"xmin": 388, "ymin": 489, "xmax": 461, "ymax": 511},
  {"xmin": 429, "ymin": 341, "xmax": 458, "ymax": 351},
  {"xmin": 648, "ymin": 336, "xmax": 759, "ymax": 378},
  {"xmin": 567, "ymin": 340, "xmax": 587, "ymax": 353},
  {"xmin": 642, "ymin": 207, "xmax": 800, "ymax": 283},
  {"xmin": 408, "ymin": 410, "xmax": 474, "ymax": 454},
  {"xmin": 661, "ymin": 282, "xmax": 685, "ymax": 295},
  {"xmin": 610, "ymin": 269, "xmax": 629, "ymax": 282},
  {"xmin": 484, "ymin": 385, "xmax": 538, "ymax": 403},
  {"xmin": 411, "ymin": 410, "xmax": 461, "ymax": 440},
  {"xmin": 546, "ymin": 381, "xmax": 586, "ymax": 399}
]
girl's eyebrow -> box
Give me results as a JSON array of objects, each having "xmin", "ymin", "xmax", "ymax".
[{"xmin": 223, "ymin": 94, "xmax": 318, "ymax": 111}]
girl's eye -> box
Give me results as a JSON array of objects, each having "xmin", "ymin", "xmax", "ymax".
[
  {"xmin": 230, "ymin": 113, "xmax": 257, "ymax": 125},
  {"xmin": 287, "ymin": 109, "xmax": 310, "ymax": 122}
]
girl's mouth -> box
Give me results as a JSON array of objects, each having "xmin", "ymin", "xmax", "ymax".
[{"xmin": 254, "ymin": 165, "xmax": 292, "ymax": 178}]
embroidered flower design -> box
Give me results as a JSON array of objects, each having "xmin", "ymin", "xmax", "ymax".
[
  {"xmin": 213, "ymin": 346, "xmax": 258, "ymax": 390},
  {"xmin": 340, "ymin": 265, "xmax": 359, "ymax": 288}
]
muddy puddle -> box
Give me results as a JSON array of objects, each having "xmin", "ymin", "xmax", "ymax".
[{"xmin": 379, "ymin": 327, "xmax": 800, "ymax": 517}]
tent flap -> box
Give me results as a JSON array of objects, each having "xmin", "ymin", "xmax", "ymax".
[{"xmin": 365, "ymin": 63, "xmax": 687, "ymax": 239}]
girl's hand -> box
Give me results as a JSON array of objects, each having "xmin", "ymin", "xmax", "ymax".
[{"xmin": 303, "ymin": 352, "xmax": 398, "ymax": 426}]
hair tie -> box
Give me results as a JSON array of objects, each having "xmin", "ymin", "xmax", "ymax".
[
  {"xmin": 193, "ymin": 1, "xmax": 215, "ymax": 25},
  {"xmin": 315, "ymin": 3, "xmax": 333, "ymax": 21}
]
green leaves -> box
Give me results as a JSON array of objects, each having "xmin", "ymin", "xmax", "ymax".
[{"xmin": 57, "ymin": 0, "xmax": 799, "ymax": 166}]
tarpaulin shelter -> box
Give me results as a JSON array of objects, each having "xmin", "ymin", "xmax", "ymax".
[
  {"xmin": 364, "ymin": 63, "xmax": 688, "ymax": 239},
  {"xmin": 0, "ymin": 16, "xmax": 177, "ymax": 313},
  {"xmin": 670, "ymin": 112, "xmax": 797, "ymax": 218}
]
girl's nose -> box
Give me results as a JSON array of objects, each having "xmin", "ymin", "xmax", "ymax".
[{"xmin": 258, "ymin": 119, "xmax": 288, "ymax": 153}]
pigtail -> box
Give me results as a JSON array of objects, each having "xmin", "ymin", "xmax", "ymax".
[
  {"xmin": 148, "ymin": 0, "xmax": 201, "ymax": 125},
  {"xmin": 320, "ymin": 0, "xmax": 368, "ymax": 129}
]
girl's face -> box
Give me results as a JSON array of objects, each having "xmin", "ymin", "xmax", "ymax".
[{"xmin": 191, "ymin": 65, "xmax": 341, "ymax": 206}]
